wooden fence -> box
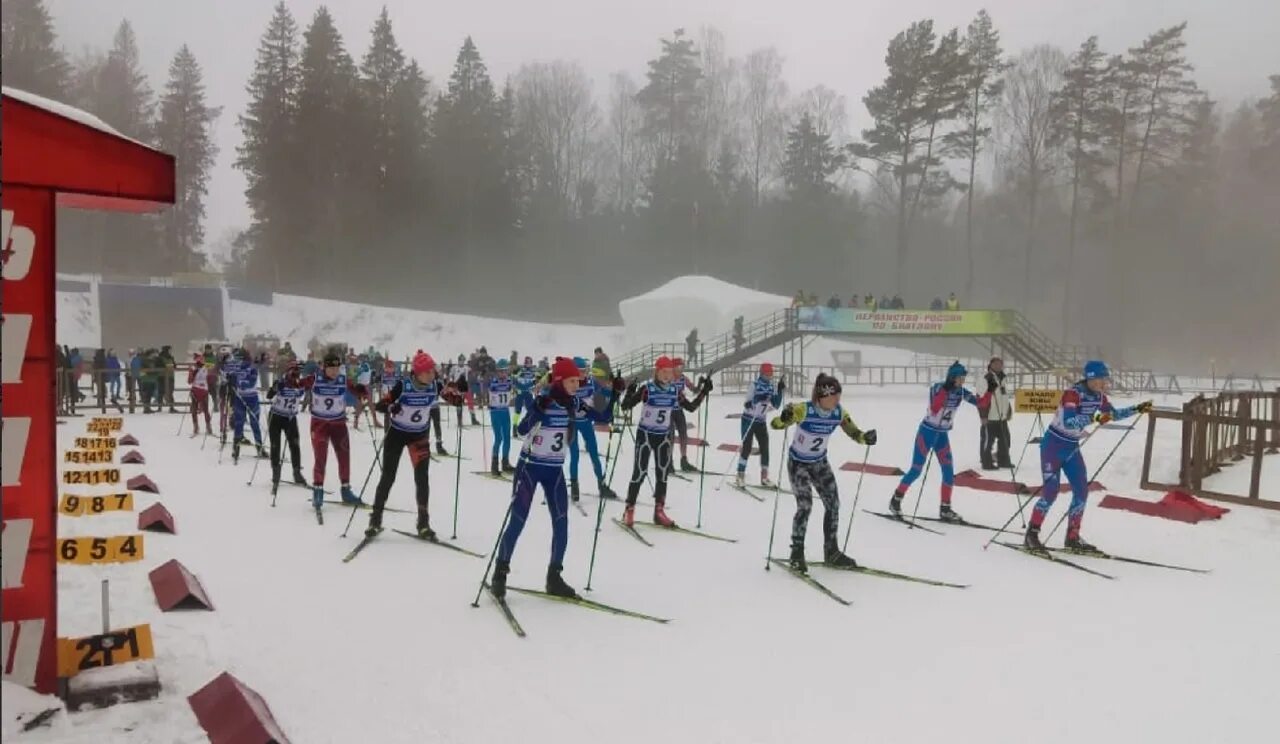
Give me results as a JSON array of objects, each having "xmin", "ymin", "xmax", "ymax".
[{"xmin": 1141, "ymin": 390, "xmax": 1280, "ymax": 509}]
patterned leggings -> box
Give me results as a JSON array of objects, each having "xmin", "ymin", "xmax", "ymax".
[{"xmin": 788, "ymin": 457, "xmax": 840, "ymax": 549}]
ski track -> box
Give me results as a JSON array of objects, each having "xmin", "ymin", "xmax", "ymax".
[{"xmin": 28, "ymin": 390, "xmax": 1280, "ymax": 744}]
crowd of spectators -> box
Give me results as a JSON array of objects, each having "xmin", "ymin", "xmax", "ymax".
[{"xmin": 791, "ymin": 290, "xmax": 961, "ymax": 312}]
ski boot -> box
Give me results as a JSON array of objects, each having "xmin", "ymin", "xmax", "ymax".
[
  {"xmin": 734, "ymin": 471, "xmax": 746, "ymax": 489},
  {"xmin": 416, "ymin": 511, "xmax": 436, "ymax": 541},
  {"xmin": 981, "ymin": 458, "xmax": 997, "ymax": 471},
  {"xmin": 570, "ymin": 480, "xmax": 581, "ymax": 502},
  {"xmin": 545, "ymin": 563, "xmax": 579, "ymax": 599},
  {"xmin": 1064, "ymin": 535, "xmax": 1101, "ymax": 555},
  {"xmin": 680, "ymin": 457, "xmax": 698, "ymax": 473},
  {"xmin": 491, "ymin": 456, "xmax": 501, "ymax": 477},
  {"xmin": 502, "ymin": 458, "xmax": 515, "ymax": 474},
  {"xmin": 938, "ymin": 504, "xmax": 965, "ymax": 524},
  {"xmin": 597, "ymin": 480, "xmax": 617, "ymax": 500},
  {"xmin": 760, "ymin": 470, "xmax": 774, "ymax": 488},
  {"xmin": 311, "ymin": 487, "xmax": 324, "ymax": 510},
  {"xmin": 436, "ymin": 442, "xmax": 448, "ymax": 457},
  {"xmin": 888, "ymin": 491, "xmax": 904, "ymax": 516},
  {"xmin": 1023, "ymin": 526, "xmax": 1046, "ymax": 552},
  {"xmin": 490, "ymin": 559, "xmax": 510, "ymax": 598},
  {"xmin": 788, "ymin": 544, "xmax": 808, "ymax": 573},
  {"xmin": 997, "ymin": 458, "xmax": 1014, "ymax": 470},
  {"xmin": 292, "ymin": 469, "xmax": 308, "ymax": 486},
  {"xmin": 622, "ymin": 503, "xmax": 636, "ymax": 527},
  {"xmin": 340, "ymin": 485, "xmax": 362, "ymax": 505},
  {"xmin": 257, "ymin": 444, "xmax": 269, "ymax": 459},
  {"xmin": 364, "ymin": 508, "xmax": 384, "ymax": 537},
  {"xmin": 823, "ymin": 541, "xmax": 858, "ymax": 569},
  {"xmin": 653, "ymin": 502, "xmax": 677, "ymax": 528},
  {"xmin": 231, "ymin": 442, "xmax": 241, "ymax": 463},
  {"xmin": 470, "ymin": 413, "xmax": 481, "ymax": 426}
]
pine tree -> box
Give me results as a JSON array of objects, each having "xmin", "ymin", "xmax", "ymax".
[
  {"xmin": 360, "ymin": 8, "xmax": 406, "ymax": 198},
  {"xmin": 1254, "ymin": 75, "xmax": 1280, "ymax": 179},
  {"xmin": 637, "ymin": 29, "xmax": 704, "ymax": 169},
  {"xmin": 781, "ymin": 112, "xmax": 843, "ymax": 200},
  {"xmin": 1049, "ymin": 36, "xmax": 1110, "ymax": 341},
  {"xmin": 93, "ymin": 20, "xmax": 155, "ymax": 141},
  {"xmin": 1127, "ymin": 23, "xmax": 1200, "ymax": 217},
  {"xmin": 1, "ymin": 0, "xmax": 70, "ymax": 99},
  {"xmin": 235, "ymin": 1, "xmax": 301, "ymax": 286},
  {"xmin": 155, "ymin": 45, "xmax": 221, "ymax": 271}
]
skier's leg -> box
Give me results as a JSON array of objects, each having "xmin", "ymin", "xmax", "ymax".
[
  {"xmin": 545, "ymin": 467, "xmax": 570, "ymax": 565},
  {"xmin": 1063, "ymin": 451, "xmax": 1091, "ymax": 540},
  {"xmin": 371, "ymin": 431, "xmax": 406, "ymax": 511},
  {"xmin": 333, "ymin": 424, "xmax": 352, "ymax": 486},
  {"xmin": 498, "ymin": 464, "xmax": 538, "ymax": 562},
  {"xmin": 625, "ymin": 436, "xmax": 651, "ymax": 505},
  {"xmin": 789, "ymin": 458, "xmax": 816, "ymax": 548},
  {"xmin": 935, "ymin": 432, "xmax": 954, "ymax": 506},
  {"xmin": 581, "ymin": 422, "xmax": 604, "ymax": 481},
  {"xmin": 894, "ymin": 426, "xmax": 933, "ymax": 495},
  {"xmin": 737, "ymin": 418, "xmax": 753, "ymax": 475},
  {"xmin": 653, "ymin": 433, "xmax": 671, "ymax": 505},
  {"xmin": 268, "ymin": 413, "xmax": 284, "ymax": 480},
  {"xmin": 310, "ymin": 420, "xmax": 330, "ymax": 487},
  {"xmin": 1029, "ymin": 439, "xmax": 1066, "ymax": 530}
]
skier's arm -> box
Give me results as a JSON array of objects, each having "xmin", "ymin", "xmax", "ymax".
[
  {"xmin": 840, "ymin": 411, "xmax": 876, "ymax": 445},
  {"xmin": 964, "ymin": 386, "xmax": 993, "ymax": 409},
  {"xmin": 770, "ymin": 402, "xmax": 806, "ymax": 430},
  {"xmin": 374, "ymin": 380, "xmax": 404, "ymax": 413},
  {"xmin": 680, "ymin": 376, "xmax": 713, "ymax": 411},
  {"xmin": 929, "ymin": 384, "xmax": 950, "ymax": 414},
  {"xmin": 1059, "ymin": 390, "xmax": 1093, "ymax": 431},
  {"xmin": 769, "ymin": 384, "xmax": 783, "ymax": 408},
  {"xmin": 620, "ymin": 383, "xmax": 646, "ymax": 410},
  {"xmin": 265, "ymin": 379, "xmax": 280, "ymax": 400}
]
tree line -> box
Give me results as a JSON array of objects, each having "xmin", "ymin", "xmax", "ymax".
[{"xmin": 3, "ymin": 0, "xmax": 1277, "ymax": 371}]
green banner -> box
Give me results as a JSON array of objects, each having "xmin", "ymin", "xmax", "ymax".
[{"xmin": 796, "ymin": 308, "xmax": 1014, "ymax": 335}]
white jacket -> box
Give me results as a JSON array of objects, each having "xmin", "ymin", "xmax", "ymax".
[{"xmin": 986, "ymin": 372, "xmax": 1012, "ymax": 422}]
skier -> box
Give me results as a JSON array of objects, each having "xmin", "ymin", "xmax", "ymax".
[
  {"xmin": 512, "ymin": 355, "xmax": 538, "ymax": 430},
  {"xmin": 264, "ymin": 360, "xmax": 310, "ymax": 495},
  {"xmin": 736, "ymin": 363, "xmax": 784, "ymax": 488},
  {"xmin": 350, "ymin": 353, "xmax": 372, "ymax": 430},
  {"xmin": 372, "ymin": 357, "xmax": 398, "ymax": 429},
  {"xmin": 567, "ymin": 356, "xmax": 617, "ymax": 501},
  {"xmin": 187, "ymin": 353, "xmax": 213, "ymax": 436},
  {"xmin": 307, "ymin": 352, "xmax": 364, "ymax": 510},
  {"xmin": 669, "ymin": 357, "xmax": 698, "ymax": 473},
  {"xmin": 888, "ymin": 361, "xmax": 992, "ymax": 523},
  {"xmin": 490, "ymin": 357, "xmax": 616, "ymax": 600},
  {"xmin": 488, "ymin": 359, "xmax": 516, "ymax": 475},
  {"xmin": 1024, "ymin": 362, "xmax": 1151, "ymax": 553},
  {"xmin": 227, "ymin": 348, "xmax": 266, "ymax": 463},
  {"xmin": 618, "ymin": 356, "xmax": 712, "ymax": 527},
  {"xmin": 769, "ymin": 374, "xmax": 877, "ymax": 572},
  {"xmin": 367, "ymin": 351, "xmax": 462, "ymax": 537}
]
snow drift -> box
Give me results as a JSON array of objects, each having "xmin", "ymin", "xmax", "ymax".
[{"xmin": 618, "ymin": 275, "xmax": 790, "ymax": 346}]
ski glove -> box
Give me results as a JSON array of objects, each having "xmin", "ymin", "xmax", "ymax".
[
  {"xmin": 777, "ymin": 380, "xmax": 786, "ymax": 395},
  {"xmin": 1135, "ymin": 400, "xmax": 1154, "ymax": 414},
  {"xmin": 699, "ymin": 376, "xmax": 714, "ymax": 393},
  {"xmin": 1092, "ymin": 411, "xmax": 1113, "ymax": 426},
  {"xmin": 986, "ymin": 376, "xmax": 998, "ymax": 393},
  {"xmin": 265, "ymin": 382, "xmax": 279, "ymax": 400},
  {"xmin": 769, "ymin": 416, "xmax": 787, "ymax": 430},
  {"xmin": 860, "ymin": 429, "xmax": 877, "ymax": 446}
]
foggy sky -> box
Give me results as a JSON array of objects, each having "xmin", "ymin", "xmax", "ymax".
[{"xmin": 48, "ymin": 0, "xmax": 1280, "ymax": 257}]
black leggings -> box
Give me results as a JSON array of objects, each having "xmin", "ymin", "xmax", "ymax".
[
  {"xmin": 372, "ymin": 427, "xmax": 432, "ymax": 513},
  {"xmin": 626, "ymin": 430, "xmax": 671, "ymax": 506},
  {"xmin": 671, "ymin": 409, "xmax": 688, "ymax": 455},
  {"xmin": 739, "ymin": 420, "xmax": 770, "ymax": 469},
  {"xmin": 430, "ymin": 407, "xmax": 443, "ymax": 443},
  {"xmin": 268, "ymin": 412, "xmax": 301, "ymax": 480}
]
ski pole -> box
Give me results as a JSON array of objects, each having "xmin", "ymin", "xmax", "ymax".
[
  {"xmin": 763, "ymin": 428, "xmax": 792, "ymax": 570},
  {"xmin": 841, "ymin": 445, "xmax": 871, "ymax": 554},
  {"xmin": 342, "ymin": 434, "xmax": 385, "ymax": 538},
  {"xmin": 982, "ymin": 425, "xmax": 1100, "ymax": 550},
  {"xmin": 906, "ymin": 449, "xmax": 936, "ymax": 528},
  {"xmin": 472, "ymin": 421, "xmax": 541, "ymax": 606},
  {"xmin": 714, "ymin": 414, "xmax": 760, "ymax": 492},
  {"xmin": 695, "ymin": 396, "xmax": 711, "ymax": 528},
  {"xmin": 451, "ymin": 406, "xmax": 464, "ymax": 540},
  {"xmin": 1043, "ymin": 414, "xmax": 1143, "ymax": 542}
]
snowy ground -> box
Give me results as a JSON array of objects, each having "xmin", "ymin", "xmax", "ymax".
[{"xmin": 18, "ymin": 387, "xmax": 1280, "ymax": 743}]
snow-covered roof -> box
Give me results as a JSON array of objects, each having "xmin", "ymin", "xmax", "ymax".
[
  {"xmin": 2, "ymin": 85, "xmax": 155, "ymax": 150},
  {"xmin": 618, "ymin": 275, "xmax": 790, "ymax": 309}
]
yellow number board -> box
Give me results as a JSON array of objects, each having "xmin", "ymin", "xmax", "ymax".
[
  {"xmin": 56, "ymin": 534, "xmax": 144, "ymax": 565},
  {"xmin": 1015, "ymin": 389, "xmax": 1064, "ymax": 414},
  {"xmin": 57, "ymin": 624, "xmax": 155, "ymax": 679},
  {"xmin": 64, "ymin": 449, "xmax": 115, "ymax": 465},
  {"xmin": 88, "ymin": 417, "xmax": 124, "ymax": 432},
  {"xmin": 59, "ymin": 493, "xmax": 134, "ymax": 517},
  {"xmin": 62, "ymin": 469, "xmax": 122, "ymax": 486},
  {"xmin": 74, "ymin": 437, "xmax": 117, "ymax": 450}
]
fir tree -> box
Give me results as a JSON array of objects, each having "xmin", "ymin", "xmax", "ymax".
[
  {"xmin": 0, "ymin": 0, "xmax": 70, "ymax": 99},
  {"xmin": 155, "ymin": 45, "xmax": 221, "ymax": 271}
]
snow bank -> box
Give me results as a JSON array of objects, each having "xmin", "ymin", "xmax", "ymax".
[
  {"xmin": 56, "ymin": 290, "xmax": 101, "ymax": 349},
  {"xmin": 618, "ymin": 275, "xmax": 790, "ymax": 346},
  {"xmin": 0, "ymin": 682, "xmax": 69, "ymax": 739}
]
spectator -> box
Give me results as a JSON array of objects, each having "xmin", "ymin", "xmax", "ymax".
[
  {"xmin": 128, "ymin": 348, "xmax": 142, "ymax": 405},
  {"xmin": 92, "ymin": 348, "xmax": 107, "ymax": 407},
  {"xmin": 510, "ymin": 350, "xmax": 519, "ymax": 370},
  {"xmin": 141, "ymin": 348, "xmax": 162, "ymax": 413},
  {"xmin": 685, "ymin": 328, "xmax": 699, "ymax": 367},
  {"xmin": 865, "ymin": 295, "xmax": 878, "ymax": 312},
  {"xmin": 981, "ymin": 357, "xmax": 1012, "ymax": 470},
  {"xmin": 732, "ymin": 316, "xmax": 745, "ymax": 352},
  {"xmin": 878, "ymin": 294, "xmax": 891, "ymax": 310},
  {"xmin": 848, "ymin": 294, "xmax": 859, "ymax": 308},
  {"xmin": 806, "ymin": 292, "xmax": 819, "ymax": 307},
  {"xmin": 826, "ymin": 295, "xmax": 842, "ymax": 310},
  {"xmin": 68, "ymin": 347, "xmax": 83, "ymax": 404},
  {"xmin": 593, "ymin": 347, "xmax": 612, "ymax": 379},
  {"xmin": 891, "ymin": 294, "xmax": 904, "ymax": 309},
  {"xmin": 946, "ymin": 292, "xmax": 959, "ymax": 311},
  {"xmin": 159, "ymin": 345, "xmax": 178, "ymax": 412},
  {"xmin": 791, "ymin": 290, "xmax": 805, "ymax": 308},
  {"xmin": 930, "ymin": 297, "xmax": 944, "ymax": 311},
  {"xmin": 105, "ymin": 349, "xmax": 122, "ymax": 402}
]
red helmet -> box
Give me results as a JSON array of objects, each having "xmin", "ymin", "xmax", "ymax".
[
  {"xmin": 760, "ymin": 363, "xmax": 775, "ymax": 377},
  {"xmin": 412, "ymin": 350, "xmax": 436, "ymax": 375},
  {"xmin": 551, "ymin": 357, "xmax": 580, "ymax": 382},
  {"xmin": 655, "ymin": 356, "xmax": 677, "ymax": 371},
  {"xmin": 672, "ymin": 357, "xmax": 685, "ymax": 368}
]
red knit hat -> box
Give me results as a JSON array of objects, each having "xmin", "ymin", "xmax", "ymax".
[
  {"xmin": 760, "ymin": 363, "xmax": 775, "ymax": 377},
  {"xmin": 412, "ymin": 351, "xmax": 435, "ymax": 375},
  {"xmin": 655, "ymin": 356, "xmax": 677, "ymax": 371},
  {"xmin": 552, "ymin": 357, "xmax": 580, "ymax": 381}
]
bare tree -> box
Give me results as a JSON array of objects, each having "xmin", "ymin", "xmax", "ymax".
[
  {"xmin": 514, "ymin": 60, "xmax": 599, "ymax": 219},
  {"xmin": 795, "ymin": 84, "xmax": 848, "ymax": 143},
  {"xmin": 606, "ymin": 71, "xmax": 645, "ymax": 211},
  {"xmin": 696, "ymin": 26, "xmax": 741, "ymax": 170},
  {"xmin": 998, "ymin": 44, "xmax": 1067, "ymax": 311},
  {"xmin": 741, "ymin": 47, "xmax": 788, "ymax": 205}
]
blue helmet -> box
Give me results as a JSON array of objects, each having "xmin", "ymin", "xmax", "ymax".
[
  {"xmin": 496, "ymin": 358, "xmax": 510, "ymax": 371},
  {"xmin": 572, "ymin": 356, "xmax": 588, "ymax": 370},
  {"xmin": 1084, "ymin": 360, "xmax": 1110, "ymax": 380},
  {"xmin": 946, "ymin": 361, "xmax": 967, "ymax": 379}
]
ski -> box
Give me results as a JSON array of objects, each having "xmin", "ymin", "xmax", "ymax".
[
  {"xmin": 728, "ymin": 483, "xmax": 766, "ymax": 502},
  {"xmin": 324, "ymin": 500, "xmax": 412, "ymax": 514},
  {"xmin": 471, "ymin": 470, "xmax": 513, "ymax": 482},
  {"xmin": 812, "ymin": 562, "xmax": 968, "ymax": 589},
  {"xmin": 862, "ymin": 510, "xmax": 946, "ymax": 535},
  {"xmin": 994, "ymin": 541, "xmax": 1115, "ymax": 579},
  {"xmin": 611, "ymin": 518, "xmax": 654, "ymax": 547},
  {"xmin": 342, "ymin": 532, "xmax": 380, "ymax": 563},
  {"xmin": 390, "ymin": 529, "xmax": 485, "ymax": 558},
  {"xmin": 506, "ymin": 586, "xmax": 671, "ymax": 624},
  {"xmin": 431, "ymin": 452, "xmax": 470, "ymax": 462},
  {"xmin": 767, "ymin": 559, "xmax": 851, "ymax": 606},
  {"xmin": 666, "ymin": 471, "xmax": 693, "ymax": 483},
  {"xmin": 571, "ymin": 499, "xmax": 589, "ymax": 517},
  {"xmin": 1046, "ymin": 547, "xmax": 1209, "ymax": 574},
  {"xmin": 910, "ymin": 514, "xmax": 1022, "ymax": 535},
  {"xmin": 634, "ymin": 522, "xmax": 737, "ymax": 543},
  {"xmin": 746, "ymin": 483, "xmax": 793, "ymax": 495},
  {"xmin": 482, "ymin": 583, "xmax": 526, "ymax": 637}
]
